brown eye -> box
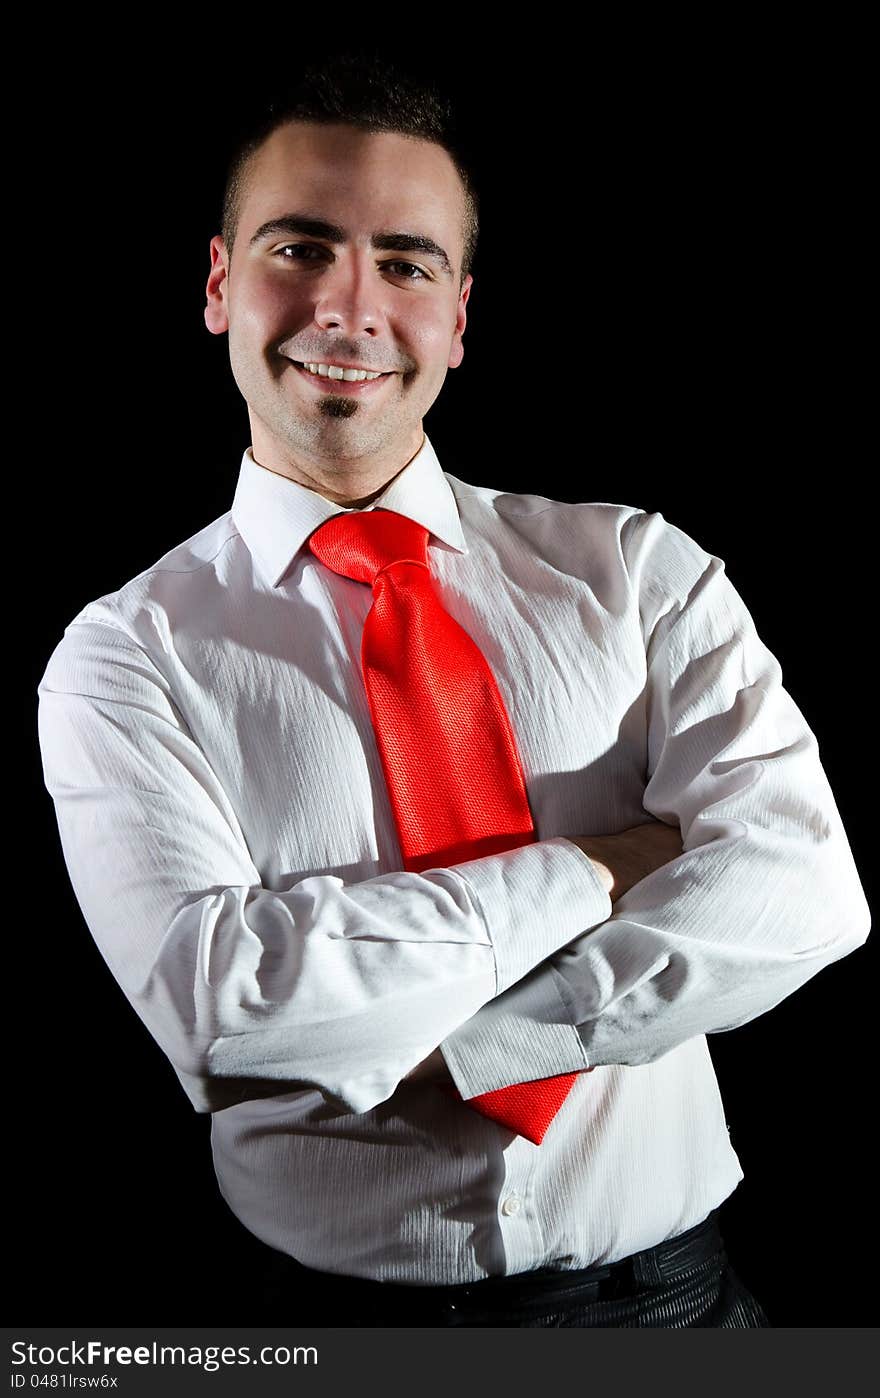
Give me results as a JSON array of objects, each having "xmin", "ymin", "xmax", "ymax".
[
  {"xmin": 276, "ymin": 244, "xmax": 322, "ymax": 260},
  {"xmin": 385, "ymin": 262, "xmax": 428, "ymax": 280}
]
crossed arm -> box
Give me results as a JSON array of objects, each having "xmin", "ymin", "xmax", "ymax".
[
  {"xmin": 36, "ymin": 514, "xmax": 870, "ymax": 1116},
  {"xmin": 407, "ymin": 822, "xmax": 684, "ymax": 1083},
  {"xmin": 406, "ymin": 518, "xmax": 870, "ymax": 1098}
]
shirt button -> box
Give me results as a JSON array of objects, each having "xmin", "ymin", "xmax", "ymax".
[{"xmin": 501, "ymin": 1195, "xmax": 522, "ymax": 1216}]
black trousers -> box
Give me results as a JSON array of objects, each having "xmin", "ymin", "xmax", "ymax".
[{"xmin": 257, "ymin": 1207, "xmax": 771, "ymax": 1327}]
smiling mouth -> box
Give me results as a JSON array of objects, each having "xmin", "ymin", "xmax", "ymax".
[{"xmin": 287, "ymin": 360, "xmax": 397, "ymax": 395}]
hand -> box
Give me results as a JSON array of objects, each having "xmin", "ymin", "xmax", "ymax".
[{"xmin": 568, "ymin": 819, "xmax": 685, "ymax": 901}]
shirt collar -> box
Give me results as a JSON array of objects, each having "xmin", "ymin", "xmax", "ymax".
[{"xmin": 231, "ymin": 432, "xmax": 470, "ymax": 589}]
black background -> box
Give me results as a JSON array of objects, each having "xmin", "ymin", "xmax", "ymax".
[{"xmin": 21, "ymin": 26, "xmax": 873, "ymax": 1327}]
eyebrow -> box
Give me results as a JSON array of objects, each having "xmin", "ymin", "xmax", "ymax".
[{"xmin": 247, "ymin": 212, "xmax": 455, "ymax": 279}]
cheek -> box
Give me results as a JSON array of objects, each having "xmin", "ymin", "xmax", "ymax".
[
  {"xmin": 406, "ymin": 307, "xmax": 458, "ymax": 366},
  {"xmin": 236, "ymin": 277, "xmax": 304, "ymax": 335}
]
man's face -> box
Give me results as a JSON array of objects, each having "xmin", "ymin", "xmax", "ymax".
[{"xmin": 205, "ymin": 120, "xmax": 472, "ymax": 495}]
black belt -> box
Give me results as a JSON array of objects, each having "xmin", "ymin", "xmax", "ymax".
[{"xmin": 283, "ymin": 1208, "xmax": 726, "ymax": 1323}]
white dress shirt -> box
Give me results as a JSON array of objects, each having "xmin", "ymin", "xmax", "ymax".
[{"xmin": 36, "ymin": 433, "xmax": 870, "ymax": 1284}]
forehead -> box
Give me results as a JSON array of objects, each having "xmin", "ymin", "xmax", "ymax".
[{"xmin": 239, "ymin": 121, "xmax": 465, "ymax": 251}]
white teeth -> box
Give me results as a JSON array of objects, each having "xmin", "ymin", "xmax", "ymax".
[{"xmin": 303, "ymin": 362, "xmax": 385, "ymax": 381}]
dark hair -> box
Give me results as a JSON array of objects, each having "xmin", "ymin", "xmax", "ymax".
[{"xmin": 220, "ymin": 50, "xmax": 479, "ymax": 290}]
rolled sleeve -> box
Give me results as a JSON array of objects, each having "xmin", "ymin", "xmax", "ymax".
[
  {"xmin": 440, "ymin": 959, "xmax": 589, "ymax": 1097},
  {"xmin": 447, "ymin": 835, "xmax": 613, "ymax": 995}
]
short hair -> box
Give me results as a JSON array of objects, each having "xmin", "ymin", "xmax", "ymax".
[{"xmin": 220, "ymin": 49, "xmax": 480, "ymax": 290}]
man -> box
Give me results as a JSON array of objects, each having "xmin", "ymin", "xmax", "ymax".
[{"xmin": 36, "ymin": 54, "xmax": 870, "ymax": 1327}]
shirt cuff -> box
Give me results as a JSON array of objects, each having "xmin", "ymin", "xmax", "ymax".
[
  {"xmin": 445, "ymin": 836, "xmax": 612, "ymax": 995},
  {"xmin": 440, "ymin": 961, "xmax": 590, "ymax": 1097}
]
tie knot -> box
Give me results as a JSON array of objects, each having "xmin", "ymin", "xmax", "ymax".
[{"xmin": 306, "ymin": 508, "xmax": 430, "ymax": 586}]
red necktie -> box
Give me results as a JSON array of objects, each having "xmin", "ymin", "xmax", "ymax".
[{"xmin": 306, "ymin": 507, "xmax": 580, "ymax": 1145}]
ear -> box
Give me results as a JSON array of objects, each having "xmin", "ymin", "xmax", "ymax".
[
  {"xmin": 204, "ymin": 236, "xmax": 231, "ymax": 335},
  {"xmin": 449, "ymin": 273, "xmax": 473, "ymax": 369}
]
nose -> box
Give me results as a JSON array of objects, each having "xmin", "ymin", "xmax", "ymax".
[{"xmin": 312, "ymin": 249, "xmax": 385, "ymax": 338}]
